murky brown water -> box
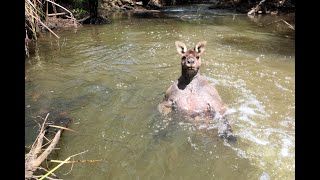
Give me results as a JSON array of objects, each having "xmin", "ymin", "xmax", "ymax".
[{"xmin": 25, "ymin": 5, "xmax": 294, "ymax": 180}]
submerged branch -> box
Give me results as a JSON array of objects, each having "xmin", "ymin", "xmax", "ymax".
[
  {"xmin": 25, "ymin": 113, "xmax": 63, "ymax": 179},
  {"xmin": 25, "ymin": 112, "xmax": 81, "ymax": 179},
  {"xmin": 278, "ymin": 19, "xmax": 295, "ymax": 30},
  {"xmin": 261, "ymin": 19, "xmax": 295, "ymax": 30}
]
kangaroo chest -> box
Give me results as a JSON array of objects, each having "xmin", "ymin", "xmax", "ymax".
[{"xmin": 170, "ymin": 82, "xmax": 214, "ymax": 113}]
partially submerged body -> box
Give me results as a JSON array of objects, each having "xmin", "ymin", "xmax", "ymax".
[
  {"xmin": 158, "ymin": 41, "xmax": 235, "ymax": 141},
  {"xmin": 159, "ymin": 75, "xmax": 227, "ymax": 119}
]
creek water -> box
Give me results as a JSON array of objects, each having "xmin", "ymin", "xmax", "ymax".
[{"xmin": 25, "ymin": 4, "xmax": 295, "ymax": 180}]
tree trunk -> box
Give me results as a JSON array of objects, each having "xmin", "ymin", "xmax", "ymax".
[{"xmin": 89, "ymin": 0, "xmax": 98, "ymax": 18}]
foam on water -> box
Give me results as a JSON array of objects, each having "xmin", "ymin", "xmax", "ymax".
[
  {"xmin": 206, "ymin": 75, "xmax": 269, "ymax": 129},
  {"xmin": 205, "ymin": 72, "xmax": 294, "ymax": 179},
  {"xmin": 241, "ymin": 131, "xmax": 269, "ymax": 145},
  {"xmin": 280, "ymin": 138, "xmax": 292, "ymax": 157},
  {"xmin": 275, "ymin": 82, "xmax": 290, "ymax": 91}
]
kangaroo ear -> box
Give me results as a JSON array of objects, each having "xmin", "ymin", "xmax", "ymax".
[
  {"xmin": 195, "ymin": 41, "xmax": 207, "ymax": 55},
  {"xmin": 175, "ymin": 41, "xmax": 187, "ymax": 56}
]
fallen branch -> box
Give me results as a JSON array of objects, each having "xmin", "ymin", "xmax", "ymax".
[
  {"xmin": 34, "ymin": 130, "xmax": 62, "ymax": 168},
  {"xmin": 25, "ymin": 113, "xmax": 63, "ymax": 179},
  {"xmin": 25, "ymin": 112, "xmax": 90, "ymax": 179}
]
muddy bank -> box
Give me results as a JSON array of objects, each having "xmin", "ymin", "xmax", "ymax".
[
  {"xmin": 208, "ymin": 0, "xmax": 295, "ymax": 15},
  {"xmin": 45, "ymin": 17, "xmax": 79, "ymax": 30}
]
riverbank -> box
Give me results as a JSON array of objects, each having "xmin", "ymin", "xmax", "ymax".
[{"xmin": 26, "ymin": 0, "xmax": 295, "ymax": 34}]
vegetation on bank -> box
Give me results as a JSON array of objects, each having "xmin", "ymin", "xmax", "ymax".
[{"xmin": 25, "ymin": 0, "xmax": 295, "ymax": 56}]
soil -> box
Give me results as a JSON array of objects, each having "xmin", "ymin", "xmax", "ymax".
[{"xmin": 45, "ymin": 17, "xmax": 80, "ymax": 30}]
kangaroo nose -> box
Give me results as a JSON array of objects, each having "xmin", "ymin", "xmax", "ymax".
[{"xmin": 187, "ymin": 59, "xmax": 194, "ymax": 64}]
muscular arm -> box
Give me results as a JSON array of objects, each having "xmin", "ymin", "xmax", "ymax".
[
  {"xmin": 158, "ymin": 82, "xmax": 176, "ymax": 115},
  {"xmin": 201, "ymin": 78, "xmax": 228, "ymax": 115}
]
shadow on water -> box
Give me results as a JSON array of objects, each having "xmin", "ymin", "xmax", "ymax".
[{"xmin": 25, "ymin": 93, "xmax": 94, "ymax": 145}]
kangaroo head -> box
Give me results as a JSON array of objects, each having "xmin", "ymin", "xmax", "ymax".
[{"xmin": 175, "ymin": 41, "xmax": 207, "ymax": 79}]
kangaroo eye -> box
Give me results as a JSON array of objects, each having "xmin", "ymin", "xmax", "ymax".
[
  {"xmin": 196, "ymin": 56, "xmax": 200, "ymax": 59},
  {"xmin": 182, "ymin": 56, "xmax": 186, "ymax": 60}
]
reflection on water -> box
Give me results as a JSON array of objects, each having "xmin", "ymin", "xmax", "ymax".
[{"xmin": 25, "ymin": 5, "xmax": 294, "ymax": 180}]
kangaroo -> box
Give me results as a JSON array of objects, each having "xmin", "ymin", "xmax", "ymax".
[{"xmin": 158, "ymin": 41, "xmax": 235, "ymax": 141}]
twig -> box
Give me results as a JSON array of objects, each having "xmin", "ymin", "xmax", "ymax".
[
  {"xmin": 265, "ymin": 19, "xmax": 295, "ymax": 30},
  {"xmin": 39, "ymin": 20, "xmax": 60, "ymax": 39},
  {"xmin": 279, "ymin": 0, "xmax": 286, "ymax": 6},
  {"xmin": 50, "ymin": 159, "xmax": 103, "ymax": 163},
  {"xmin": 32, "ymin": 118, "xmax": 42, "ymax": 130},
  {"xmin": 41, "ymin": 113, "xmax": 50, "ymax": 131},
  {"xmin": 47, "ymin": 12, "xmax": 67, "ymax": 16},
  {"xmin": 37, "ymin": 166, "xmax": 58, "ymax": 178},
  {"xmin": 34, "ymin": 175, "xmax": 63, "ymax": 180},
  {"xmin": 43, "ymin": 135, "xmax": 51, "ymax": 143},
  {"xmin": 62, "ymin": 157, "xmax": 74, "ymax": 175},
  {"xmin": 69, "ymin": 150, "xmax": 89, "ymax": 158},
  {"xmin": 279, "ymin": 19, "xmax": 295, "ymax": 30},
  {"xmin": 36, "ymin": 115, "xmax": 46, "ymax": 120},
  {"xmin": 48, "ymin": 125, "xmax": 78, "ymax": 133},
  {"xmin": 38, "ymin": 151, "xmax": 69, "ymax": 180},
  {"xmin": 41, "ymin": 137, "xmax": 53, "ymax": 148},
  {"xmin": 39, "ymin": 150, "xmax": 89, "ymax": 180},
  {"xmin": 77, "ymin": 15, "xmax": 90, "ymax": 23},
  {"xmin": 248, "ymin": 0, "xmax": 266, "ymax": 15},
  {"xmin": 52, "ymin": 0, "xmax": 57, "ymax": 18}
]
